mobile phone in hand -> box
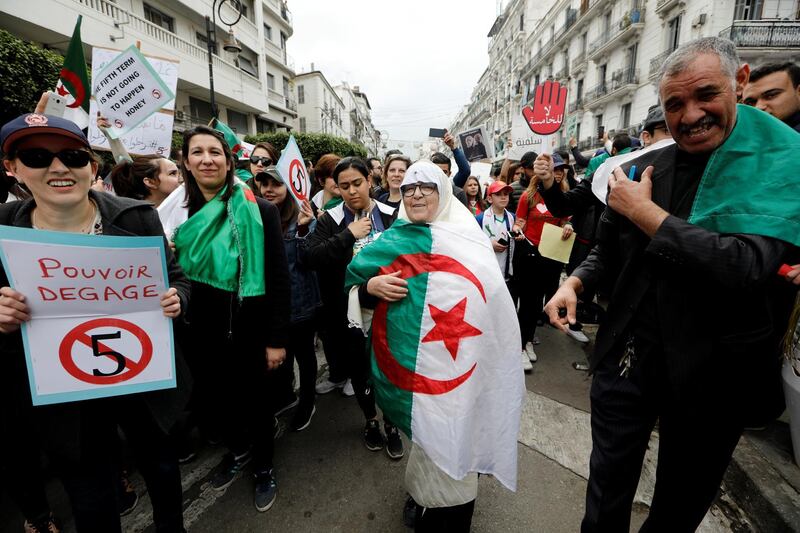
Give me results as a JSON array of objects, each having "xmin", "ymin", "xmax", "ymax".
[
  {"xmin": 43, "ymin": 91, "xmax": 67, "ymax": 118},
  {"xmin": 428, "ymin": 128, "xmax": 446, "ymax": 138}
]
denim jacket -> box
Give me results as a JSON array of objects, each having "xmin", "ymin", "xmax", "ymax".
[{"xmin": 285, "ymin": 219, "xmax": 322, "ymax": 323}]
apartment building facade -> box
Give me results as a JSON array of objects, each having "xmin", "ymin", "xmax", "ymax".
[
  {"xmin": 335, "ymin": 82, "xmax": 380, "ymax": 156},
  {"xmin": 294, "ymin": 70, "xmax": 347, "ymax": 138},
  {"xmin": 0, "ymin": 0, "xmax": 298, "ymax": 137},
  {"xmin": 453, "ymin": 0, "xmax": 800, "ymax": 159}
]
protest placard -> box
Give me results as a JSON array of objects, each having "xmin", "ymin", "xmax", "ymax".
[
  {"xmin": 509, "ymin": 110, "xmax": 556, "ymax": 160},
  {"xmin": 538, "ymin": 222, "xmax": 575, "ymax": 263},
  {"xmin": 275, "ymin": 135, "xmax": 310, "ymax": 207},
  {"xmin": 89, "ymin": 47, "xmax": 178, "ymax": 156},
  {"xmin": 459, "ymin": 126, "xmax": 494, "ymax": 162},
  {"xmin": 92, "ymin": 45, "xmax": 175, "ymax": 138},
  {"xmin": 523, "ymin": 80, "xmax": 568, "ymax": 135},
  {"xmin": 566, "ymin": 114, "xmax": 579, "ymax": 139},
  {"xmin": 0, "ymin": 227, "xmax": 176, "ymax": 405}
]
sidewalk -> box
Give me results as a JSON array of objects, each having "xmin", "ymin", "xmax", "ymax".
[{"xmin": 726, "ymin": 416, "xmax": 800, "ymax": 532}]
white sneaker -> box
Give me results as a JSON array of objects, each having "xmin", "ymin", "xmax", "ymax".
[
  {"xmin": 525, "ymin": 342, "xmax": 538, "ymax": 362},
  {"xmin": 315, "ymin": 378, "xmax": 346, "ymax": 394},
  {"xmin": 566, "ymin": 328, "xmax": 590, "ymax": 344},
  {"xmin": 521, "ymin": 351, "xmax": 533, "ymax": 372},
  {"xmin": 341, "ymin": 379, "xmax": 355, "ymax": 397}
]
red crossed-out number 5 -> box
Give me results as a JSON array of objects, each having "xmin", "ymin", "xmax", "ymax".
[{"xmin": 522, "ymin": 80, "xmax": 568, "ymax": 135}]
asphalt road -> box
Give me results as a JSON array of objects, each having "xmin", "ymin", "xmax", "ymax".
[{"xmin": 0, "ymin": 325, "xmax": 657, "ymax": 533}]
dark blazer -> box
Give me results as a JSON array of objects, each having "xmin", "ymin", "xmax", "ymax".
[
  {"xmin": 305, "ymin": 201, "xmax": 396, "ymax": 315},
  {"xmin": 573, "ymin": 143, "xmax": 795, "ymax": 424},
  {"xmin": 0, "ymin": 191, "xmax": 192, "ymax": 458}
]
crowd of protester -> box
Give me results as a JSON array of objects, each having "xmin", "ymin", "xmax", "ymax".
[{"xmin": 0, "ymin": 39, "xmax": 799, "ymax": 533}]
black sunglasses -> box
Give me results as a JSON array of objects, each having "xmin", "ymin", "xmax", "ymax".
[
  {"xmin": 250, "ymin": 155, "xmax": 273, "ymax": 166},
  {"xmin": 16, "ymin": 148, "xmax": 92, "ymax": 169}
]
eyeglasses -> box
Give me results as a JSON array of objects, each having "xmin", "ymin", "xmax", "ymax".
[
  {"xmin": 249, "ymin": 155, "xmax": 273, "ymax": 166},
  {"xmin": 16, "ymin": 149, "xmax": 92, "ymax": 169},
  {"xmin": 400, "ymin": 182, "xmax": 437, "ymax": 197}
]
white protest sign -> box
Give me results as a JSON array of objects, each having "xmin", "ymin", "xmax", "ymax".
[
  {"xmin": 510, "ymin": 110, "xmax": 556, "ymax": 160},
  {"xmin": 91, "ymin": 45, "xmax": 175, "ymax": 140},
  {"xmin": 470, "ymin": 162, "xmax": 493, "ymax": 187},
  {"xmin": 275, "ymin": 135, "xmax": 310, "ymax": 207},
  {"xmin": 566, "ymin": 115, "xmax": 579, "ymax": 139},
  {"xmin": 0, "ymin": 227, "xmax": 176, "ymax": 405},
  {"xmin": 89, "ymin": 47, "xmax": 179, "ymax": 156}
]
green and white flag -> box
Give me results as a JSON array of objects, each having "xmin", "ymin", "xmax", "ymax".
[
  {"xmin": 213, "ymin": 118, "xmax": 253, "ymax": 180},
  {"xmin": 346, "ymin": 220, "xmax": 525, "ymax": 490},
  {"xmin": 56, "ymin": 16, "xmax": 90, "ymax": 129}
]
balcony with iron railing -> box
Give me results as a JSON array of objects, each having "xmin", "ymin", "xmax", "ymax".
[
  {"xmin": 584, "ymin": 82, "xmax": 608, "ymax": 105},
  {"xmin": 552, "ymin": 9, "xmax": 579, "ymax": 49},
  {"xmin": 655, "ymin": 0, "xmax": 683, "ymax": 17},
  {"xmin": 648, "ymin": 49, "xmax": 673, "ymax": 81},
  {"xmin": 73, "ymin": 0, "xmax": 263, "ymax": 101},
  {"xmin": 568, "ymin": 98, "xmax": 584, "ymax": 113},
  {"xmin": 580, "ymin": 0, "xmax": 611, "ymax": 19},
  {"xmin": 586, "ymin": 68, "xmax": 640, "ymax": 108},
  {"xmin": 588, "ymin": 8, "xmax": 646, "ymax": 61},
  {"xmin": 523, "ymin": 36, "xmax": 557, "ymax": 76},
  {"xmin": 719, "ymin": 20, "xmax": 800, "ymax": 48},
  {"xmin": 571, "ymin": 50, "xmax": 588, "ymax": 74},
  {"xmin": 265, "ymin": 0, "xmax": 293, "ymax": 27}
]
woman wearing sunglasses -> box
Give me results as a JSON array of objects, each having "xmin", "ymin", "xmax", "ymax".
[
  {"xmin": 246, "ymin": 142, "xmax": 279, "ymax": 198},
  {"xmin": 0, "ymin": 113, "xmax": 190, "ymax": 532}
]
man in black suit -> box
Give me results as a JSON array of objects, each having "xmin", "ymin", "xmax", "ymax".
[{"xmin": 545, "ymin": 37, "xmax": 798, "ymax": 532}]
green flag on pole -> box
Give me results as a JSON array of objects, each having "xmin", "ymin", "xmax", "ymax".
[
  {"xmin": 213, "ymin": 118, "xmax": 253, "ymax": 180},
  {"xmin": 56, "ymin": 15, "xmax": 90, "ymax": 129}
]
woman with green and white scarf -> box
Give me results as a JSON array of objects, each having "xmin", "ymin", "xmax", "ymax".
[{"xmin": 172, "ymin": 126, "xmax": 290, "ymax": 513}]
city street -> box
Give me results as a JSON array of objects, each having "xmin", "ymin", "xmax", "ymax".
[{"xmin": 2, "ymin": 325, "xmax": 751, "ymax": 532}]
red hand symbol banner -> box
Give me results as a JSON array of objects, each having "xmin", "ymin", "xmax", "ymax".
[{"xmin": 522, "ymin": 80, "xmax": 568, "ymax": 135}]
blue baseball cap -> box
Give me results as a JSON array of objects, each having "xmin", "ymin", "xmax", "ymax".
[
  {"xmin": 552, "ymin": 153, "xmax": 569, "ymax": 169},
  {"xmin": 1, "ymin": 113, "xmax": 90, "ymax": 153}
]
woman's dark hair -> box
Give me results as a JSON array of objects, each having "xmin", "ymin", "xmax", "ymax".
[
  {"xmin": 246, "ymin": 142, "xmax": 280, "ymax": 199},
  {"xmin": 251, "ymin": 142, "xmax": 279, "ymax": 164},
  {"xmin": 181, "ymin": 125, "xmax": 234, "ymax": 212},
  {"xmin": 314, "ymin": 154, "xmax": 342, "ymax": 186},
  {"xmin": 256, "ymin": 174, "xmax": 298, "ymax": 233},
  {"xmin": 110, "ymin": 155, "xmax": 163, "ymax": 200},
  {"xmin": 464, "ymin": 176, "xmax": 487, "ymax": 210},
  {"xmin": 332, "ymin": 156, "xmax": 370, "ymax": 183},
  {"xmin": 506, "ymin": 162, "xmax": 521, "ymax": 183}
]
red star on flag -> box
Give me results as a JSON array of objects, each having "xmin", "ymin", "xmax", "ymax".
[{"xmin": 421, "ymin": 297, "xmax": 482, "ymax": 360}]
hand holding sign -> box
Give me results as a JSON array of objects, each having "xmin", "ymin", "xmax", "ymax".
[
  {"xmin": 534, "ymin": 153, "xmax": 555, "ymax": 189},
  {"xmin": 523, "ymin": 80, "xmax": 568, "ymax": 135},
  {"xmin": 0, "ymin": 286, "xmax": 30, "ymax": 334}
]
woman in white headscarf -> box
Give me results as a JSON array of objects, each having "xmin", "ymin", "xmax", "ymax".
[{"xmin": 346, "ymin": 161, "xmax": 524, "ymax": 532}]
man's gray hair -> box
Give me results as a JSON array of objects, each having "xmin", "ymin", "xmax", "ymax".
[{"xmin": 658, "ymin": 37, "xmax": 740, "ymax": 87}]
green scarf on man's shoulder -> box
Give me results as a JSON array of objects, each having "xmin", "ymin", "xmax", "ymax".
[
  {"xmin": 173, "ymin": 183, "xmax": 265, "ymax": 298},
  {"xmin": 689, "ymin": 104, "xmax": 800, "ymax": 247}
]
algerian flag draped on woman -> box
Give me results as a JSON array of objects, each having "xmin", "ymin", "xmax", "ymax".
[{"xmin": 346, "ymin": 161, "xmax": 525, "ymax": 490}]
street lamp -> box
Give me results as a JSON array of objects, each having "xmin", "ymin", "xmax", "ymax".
[{"xmin": 205, "ymin": 0, "xmax": 243, "ymax": 119}]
